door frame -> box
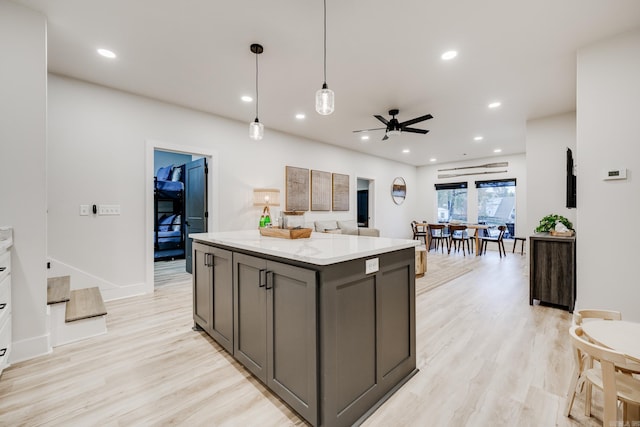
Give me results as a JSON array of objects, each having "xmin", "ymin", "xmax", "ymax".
[
  {"xmin": 145, "ymin": 139, "xmax": 219, "ymax": 293},
  {"xmin": 356, "ymin": 177, "xmax": 375, "ymax": 228}
]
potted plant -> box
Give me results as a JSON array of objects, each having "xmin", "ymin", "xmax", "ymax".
[{"xmin": 535, "ymin": 214, "xmax": 574, "ymax": 235}]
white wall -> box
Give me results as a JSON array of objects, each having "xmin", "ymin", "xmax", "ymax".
[
  {"xmin": 576, "ymin": 29, "xmax": 640, "ymax": 321},
  {"xmin": 416, "ymin": 154, "xmax": 527, "ymax": 235},
  {"xmin": 0, "ymin": 1, "xmax": 49, "ymax": 362},
  {"xmin": 525, "ymin": 113, "xmax": 577, "ymax": 235},
  {"xmin": 47, "ymin": 75, "xmax": 417, "ymax": 299}
]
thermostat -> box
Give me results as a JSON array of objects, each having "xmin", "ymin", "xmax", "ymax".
[{"xmin": 603, "ymin": 168, "xmax": 627, "ymax": 180}]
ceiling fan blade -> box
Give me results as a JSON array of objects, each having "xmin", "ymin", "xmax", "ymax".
[
  {"xmin": 382, "ymin": 134, "xmax": 389, "ymax": 141},
  {"xmin": 399, "ymin": 114, "xmax": 433, "ymax": 128},
  {"xmin": 352, "ymin": 127, "xmax": 387, "ymax": 133},
  {"xmin": 374, "ymin": 115, "xmax": 389, "ymax": 125},
  {"xmin": 402, "ymin": 127, "xmax": 429, "ymax": 134}
]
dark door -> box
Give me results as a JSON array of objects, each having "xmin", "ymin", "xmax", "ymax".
[
  {"xmin": 357, "ymin": 190, "xmax": 369, "ymax": 227},
  {"xmin": 184, "ymin": 157, "xmax": 208, "ymax": 273}
]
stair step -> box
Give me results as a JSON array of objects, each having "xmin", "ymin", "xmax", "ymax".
[
  {"xmin": 65, "ymin": 287, "xmax": 107, "ymax": 322},
  {"xmin": 47, "ymin": 276, "xmax": 71, "ymax": 305}
]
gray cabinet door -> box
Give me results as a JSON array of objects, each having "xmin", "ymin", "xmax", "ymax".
[
  {"xmin": 267, "ymin": 261, "xmax": 318, "ymax": 426},
  {"xmin": 193, "ymin": 243, "xmax": 233, "ymax": 353},
  {"xmin": 193, "ymin": 242, "xmax": 213, "ymax": 332},
  {"xmin": 210, "ymin": 247, "xmax": 233, "ymax": 353},
  {"xmin": 233, "ymin": 253, "xmax": 268, "ymax": 382}
]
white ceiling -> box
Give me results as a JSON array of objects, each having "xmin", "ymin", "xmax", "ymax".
[{"xmin": 13, "ymin": 0, "xmax": 640, "ymax": 166}]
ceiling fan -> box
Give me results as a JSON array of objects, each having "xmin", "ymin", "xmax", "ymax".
[{"xmin": 353, "ymin": 109, "xmax": 433, "ymax": 141}]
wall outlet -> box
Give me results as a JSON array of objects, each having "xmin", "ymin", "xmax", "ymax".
[
  {"xmin": 98, "ymin": 204, "xmax": 121, "ymax": 215},
  {"xmin": 79, "ymin": 205, "xmax": 90, "ymax": 216},
  {"xmin": 365, "ymin": 258, "xmax": 379, "ymax": 275}
]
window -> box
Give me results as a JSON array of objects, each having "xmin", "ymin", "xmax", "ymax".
[
  {"xmin": 476, "ymin": 179, "xmax": 516, "ymax": 238},
  {"xmin": 435, "ymin": 182, "xmax": 467, "ymax": 223}
]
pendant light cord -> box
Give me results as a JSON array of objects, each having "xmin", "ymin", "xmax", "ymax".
[
  {"xmin": 323, "ymin": 0, "xmax": 327, "ymax": 85},
  {"xmin": 255, "ymin": 51, "xmax": 259, "ymax": 120}
]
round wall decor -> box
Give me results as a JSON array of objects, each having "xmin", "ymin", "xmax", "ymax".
[{"xmin": 391, "ymin": 177, "xmax": 407, "ymax": 205}]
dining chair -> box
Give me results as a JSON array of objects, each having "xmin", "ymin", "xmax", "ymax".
[
  {"xmin": 410, "ymin": 221, "xmax": 428, "ymax": 246},
  {"xmin": 427, "ymin": 224, "xmax": 449, "ymax": 253},
  {"xmin": 566, "ymin": 326, "xmax": 640, "ymax": 426},
  {"xmin": 447, "ymin": 224, "xmax": 472, "ymax": 256},
  {"xmin": 480, "ymin": 225, "xmax": 507, "ymax": 257},
  {"xmin": 565, "ymin": 309, "xmax": 623, "ymax": 418}
]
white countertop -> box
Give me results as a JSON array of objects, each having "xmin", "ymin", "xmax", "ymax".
[{"xmin": 190, "ymin": 230, "xmax": 418, "ymax": 266}]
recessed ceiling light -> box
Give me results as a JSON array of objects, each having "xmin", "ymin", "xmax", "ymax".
[
  {"xmin": 441, "ymin": 50, "xmax": 458, "ymax": 60},
  {"xmin": 361, "ymin": 135, "xmax": 370, "ymax": 141},
  {"xmin": 97, "ymin": 48, "xmax": 116, "ymax": 59},
  {"xmin": 494, "ymin": 148, "xmax": 502, "ymax": 153},
  {"xmin": 295, "ymin": 113, "xmax": 305, "ymax": 120},
  {"xmin": 474, "ymin": 136, "xmax": 484, "ymax": 141},
  {"xmin": 488, "ymin": 101, "xmax": 502, "ymax": 109},
  {"xmin": 430, "ymin": 158, "xmax": 437, "ymax": 162},
  {"xmin": 402, "ymin": 149, "xmax": 410, "ymax": 154},
  {"xmin": 241, "ymin": 95, "xmax": 253, "ymax": 102}
]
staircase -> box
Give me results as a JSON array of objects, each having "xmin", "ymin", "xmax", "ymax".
[{"xmin": 47, "ymin": 276, "xmax": 107, "ymax": 347}]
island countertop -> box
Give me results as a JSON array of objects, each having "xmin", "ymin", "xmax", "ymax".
[{"xmin": 190, "ymin": 229, "xmax": 418, "ymax": 266}]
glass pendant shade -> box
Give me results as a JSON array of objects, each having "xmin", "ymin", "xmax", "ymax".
[
  {"xmin": 249, "ymin": 118, "xmax": 264, "ymax": 141},
  {"xmin": 315, "ymin": 83, "xmax": 335, "ymax": 115}
]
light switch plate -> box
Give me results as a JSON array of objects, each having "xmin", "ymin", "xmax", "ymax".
[{"xmin": 365, "ymin": 258, "xmax": 379, "ymax": 275}]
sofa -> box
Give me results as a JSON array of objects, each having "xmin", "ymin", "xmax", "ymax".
[{"xmin": 314, "ymin": 219, "xmax": 380, "ymax": 237}]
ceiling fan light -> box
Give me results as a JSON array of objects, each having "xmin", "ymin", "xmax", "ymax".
[
  {"xmin": 387, "ymin": 129, "xmax": 401, "ymax": 137},
  {"xmin": 249, "ymin": 118, "xmax": 264, "ymax": 141},
  {"xmin": 315, "ymin": 83, "xmax": 334, "ymax": 115}
]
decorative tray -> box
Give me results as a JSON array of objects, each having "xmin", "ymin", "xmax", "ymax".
[
  {"xmin": 259, "ymin": 227, "xmax": 312, "ymax": 239},
  {"xmin": 549, "ymin": 230, "xmax": 575, "ymax": 237}
]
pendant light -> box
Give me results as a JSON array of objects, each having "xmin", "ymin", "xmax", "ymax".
[
  {"xmin": 315, "ymin": 0, "xmax": 334, "ymax": 115},
  {"xmin": 249, "ymin": 43, "xmax": 264, "ymax": 140}
]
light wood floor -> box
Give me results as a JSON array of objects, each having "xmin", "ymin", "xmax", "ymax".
[{"xmin": 0, "ymin": 251, "xmax": 607, "ymax": 426}]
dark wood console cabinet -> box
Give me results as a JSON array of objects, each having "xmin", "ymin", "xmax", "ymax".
[{"xmin": 529, "ymin": 234, "xmax": 576, "ymax": 312}]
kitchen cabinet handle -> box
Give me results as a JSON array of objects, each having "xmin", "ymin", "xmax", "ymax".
[
  {"xmin": 0, "ymin": 348, "xmax": 6, "ymax": 357},
  {"xmin": 266, "ymin": 271, "xmax": 274, "ymax": 290},
  {"xmin": 0, "ymin": 303, "xmax": 6, "ymax": 310},
  {"xmin": 259, "ymin": 269, "xmax": 266, "ymax": 288},
  {"xmin": 205, "ymin": 253, "xmax": 214, "ymax": 267},
  {"xmin": 0, "ymin": 267, "xmax": 5, "ymax": 272}
]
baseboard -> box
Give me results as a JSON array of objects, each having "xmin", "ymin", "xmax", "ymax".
[{"xmin": 9, "ymin": 332, "xmax": 51, "ymax": 364}]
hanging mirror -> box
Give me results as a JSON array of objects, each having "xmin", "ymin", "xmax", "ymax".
[{"xmin": 391, "ymin": 177, "xmax": 406, "ymax": 205}]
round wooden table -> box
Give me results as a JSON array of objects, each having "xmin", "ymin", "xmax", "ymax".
[{"xmin": 581, "ymin": 320, "xmax": 640, "ymax": 363}]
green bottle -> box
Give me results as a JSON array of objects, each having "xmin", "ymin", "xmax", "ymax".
[
  {"xmin": 264, "ymin": 214, "xmax": 271, "ymax": 226},
  {"xmin": 259, "ymin": 215, "xmax": 266, "ymax": 228}
]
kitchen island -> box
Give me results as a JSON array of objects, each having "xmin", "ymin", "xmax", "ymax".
[{"xmin": 190, "ymin": 230, "xmax": 418, "ymax": 427}]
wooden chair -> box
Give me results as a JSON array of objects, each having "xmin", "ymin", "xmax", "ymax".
[
  {"xmin": 565, "ymin": 310, "xmax": 623, "ymax": 418},
  {"xmin": 480, "ymin": 225, "xmax": 507, "ymax": 257},
  {"xmin": 411, "ymin": 221, "xmax": 428, "ymax": 246},
  {"xmin": 448, "ymin": 224, "xmax": 472, "ymax": 256},
  {"xmin": 512, "ymin": 236, "xmax": 526, "ymax": 255},
  {"xmin": 427, "ymin": 224, "xmax": 449, "ymax": 253},
  {"xmin": 566, "ymin": 326, "xmax": 640, "ymax": 426}
]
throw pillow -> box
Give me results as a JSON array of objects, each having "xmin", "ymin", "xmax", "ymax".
[{"xmin": 156, "ymin": 165, "xmax": 172, "ymax": 181}]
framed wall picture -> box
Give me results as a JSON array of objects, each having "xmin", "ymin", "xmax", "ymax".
[
  {"xmin": 311, "ymin": 170, "xmax": 331, "ymax": 211},
  {"xmin": 332, "ymin": 173, "xmax": 349, "ymax": 211},
  {"xmin": 285, "ymin": 166, "xmax": 309, "ymax": 211},
  {"xmin": 391, "ymin": 177, "xmax": 406, "ymax": 205}
]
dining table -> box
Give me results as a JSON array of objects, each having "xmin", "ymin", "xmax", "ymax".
[
  {"xmin": 581, "ymin": 319, "xmax": 640, "ymax": 363},
  {"xmin": 418, "ymin": 223, "xmax": 490, "ymax": 257},
  {"xmin": 580, "ymin": 319, "xmax": 640, "ymax": 421}
]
